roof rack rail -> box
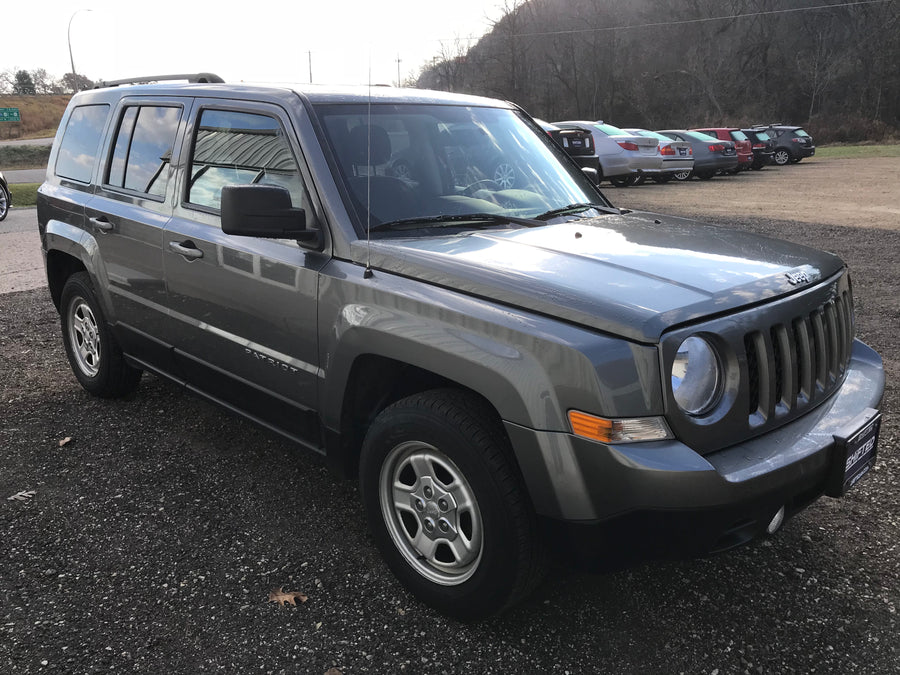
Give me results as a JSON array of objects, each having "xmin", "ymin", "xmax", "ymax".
[{"xmin": 95, "ymin": 73, "xmax": 224, "ymax": 89}]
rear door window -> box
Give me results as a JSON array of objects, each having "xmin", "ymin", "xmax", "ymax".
[
  {"xmin": 105, "ymin": 105, "xmax": 182, "ymax": 198},
  {"xmin": 55, "ymin": 104, "xmax": 110, "ymax": 183}
]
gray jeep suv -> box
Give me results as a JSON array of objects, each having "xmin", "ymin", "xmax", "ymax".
[{"xmin": 38, "ymin": 75, "xmax": 884, "ymax": 619}]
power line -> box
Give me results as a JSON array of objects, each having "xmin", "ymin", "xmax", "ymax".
[{"xmin": 507, "ymin": 0, "xmax": 893, "ymax": 40}]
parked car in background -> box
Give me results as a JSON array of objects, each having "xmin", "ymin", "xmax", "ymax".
[
  {"xmin": 0, "ymin": 170, "xmax": 10, "ymax": 221},
  {"xmin": 741, "ymin": 128, "xmax": 776, "ymax": 169},
  {"xmin": 658, "ymin": 130, "xmax": 739, "ymax": 180},
  {"xmin": 623, "ymin": 129, "xmax": 693, "ymax": 184},
  {"xmin": 693, "ymin": 128, "xmax": 753, "ymax": 172},
  {"xmin": 535, "ymin": 119, "xmax": 598, "ymax": 175},
  {"xmin": 553, "ymin": 120, "xmax": 661, "ymax": 186},
  {"xmin": 754, "ymin": 125, "xmax": 816, "ymax": 165}
]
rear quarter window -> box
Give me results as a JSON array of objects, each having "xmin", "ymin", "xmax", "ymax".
[{"xmin": 55, "ymin": 104, "xmax": 110, "ymax": 183}]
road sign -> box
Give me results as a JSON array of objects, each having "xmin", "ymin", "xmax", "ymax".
[{"xmin": 0, "ymin": 108, "xmax": 21, "ymax": 122}]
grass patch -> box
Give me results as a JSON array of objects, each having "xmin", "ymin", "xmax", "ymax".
[
  {"xmin": 8, "ymin": 183, "xmax": 40, "ymax": 208},
  {"xmin": 0, "ymin": 95, "xmax": 69, "ymax": 141},
  {"xmin": 0, "ymin": 144, "xmax": 51, "ymax": 169},
  {"xmin": 816, "ymin": 144, "xmax": 900, "ymax": 159}
]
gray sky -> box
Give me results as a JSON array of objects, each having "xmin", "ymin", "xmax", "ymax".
[{"xmin": 3, "ymin": 0, "xmax": 505, "ymax": 86}]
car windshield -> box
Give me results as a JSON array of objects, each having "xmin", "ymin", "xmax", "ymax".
[
  {"xmin": 684, "ymin": 131, "xmax": 718, "ymax": 142},
  {"xmin": 591, "ymin": 122, "xmax": 629, "ymax": 136},
  {"xmin": 315, "ymin": 104, "xmax": 606, "ymax": 235},
  {"xmin": 632, "ymin": 130, "xmax": 672, "ymax": 142}
]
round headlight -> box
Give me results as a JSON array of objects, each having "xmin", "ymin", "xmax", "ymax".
[{"xmin": 671, "ymin": 336, "xmax": 721, "ymax": 416}]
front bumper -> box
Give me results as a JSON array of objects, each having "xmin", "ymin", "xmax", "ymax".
[{"xmin": 506, "ymin": 340, "xmax": 884, "ymax": 561}]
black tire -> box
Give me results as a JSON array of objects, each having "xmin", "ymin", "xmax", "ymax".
[
  {"xmin": 60, "ymin": 272, "xmax": 142, "ymax": 397},
  {"xmin": 652, "ymin": 174, "xmax": 673, "ymax": 184},
  {"xmin": 696, "ymin": 171, "xmax": 715, "ymax": 180},
  {"xmin": 672, "ymin": 169, "xmax": 692, "ymax": 181},
  {"xmin": 632, "ymin": 175, "xmax": 646, "ymax": 186},
  {"xmin": 360, "ymin": 389, "xmax": 545, "ymax": 620},
  {"xmin": 610, "ymin": 176, "xmax": 636, "ymax": 187},
  {"xmin": 0, "ymin": 185, "xmax": 10, "ymax": 222},
  {"xmin": 773, "ymin": 148, "xmax": 791, "ymax": 166}
]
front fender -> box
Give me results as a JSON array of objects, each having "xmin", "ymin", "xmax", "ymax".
[{"xmin": 318, "ymin": 261, "xmax": 663, "ymax": 432}]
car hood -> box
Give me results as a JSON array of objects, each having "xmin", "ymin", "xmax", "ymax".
[{"xmin": 357, "ymin": 211, "xmax": 844, "ymax": 343}]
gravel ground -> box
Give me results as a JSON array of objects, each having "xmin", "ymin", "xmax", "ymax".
[{"xmin": 1, "ymin": 157, "xmax": 898, "ymax": 674}]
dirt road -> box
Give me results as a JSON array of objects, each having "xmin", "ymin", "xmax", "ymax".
[
  {"xmin": 1, "ymin": 154, "xmax": 898, "ymax": 674},
  {"xmin": 612, "ymin": 156, "xmax": 899, "ymax": 231}
]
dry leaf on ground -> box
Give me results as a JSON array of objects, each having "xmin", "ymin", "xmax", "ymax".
[
  {"xmin": 268, "ymin": 587, "xmax": 308, "ymax": 606},
  {"xmin": 7, "ymin": 490, "xmax": 36, "ymax": 501},
  {"xmin": 59, "ymin": 437, "xmax": 72, "ymax": 447}
]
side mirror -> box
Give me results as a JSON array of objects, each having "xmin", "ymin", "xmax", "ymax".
[
  {"xmin": 581, "ymin": 166, "xmax": 600, "ymax": 184},
  {"xmin": 221, "ymin": 184, "xmax": 320, "ymax": 245}
]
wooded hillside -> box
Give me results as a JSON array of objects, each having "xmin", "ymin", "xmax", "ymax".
[{"xmin": 417, "ymin": 0, "xmax": 899, "ymax": 142}]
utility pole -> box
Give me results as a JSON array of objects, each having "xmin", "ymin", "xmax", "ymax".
[
  {"xmin": 396, "ymin": 55, "xmax": 402, "ymax": 88},
  {"xmin": 308, "ymin": 51, "xmax": 313, "ymax": 84}
]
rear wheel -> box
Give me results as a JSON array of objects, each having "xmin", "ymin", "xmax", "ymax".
[
  {"xmin": 60, "ymin": 272, "xmax": 142, "ymax": 397},
  {"xmin": 360, "ymin": 389, "xmax": 545, "ymax": 620},
  {"xmin": 652, "ymin": 174, "xmax": 673, "ymax": 184},
  {"xmin": 672, "ymin": 169, "xmax": 692, "ymax": 181},
  {"xmin": 773, "ymin": 149, "xmax": 790, "ymax": 166},
  {"xmin": 610, "ymin": 176, "xmax": 636, "ymax": 187}
]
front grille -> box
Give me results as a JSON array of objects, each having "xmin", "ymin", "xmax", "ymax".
[{"xmin": 744, "ymin": 289, "xmax": 853, "ymax": 426}]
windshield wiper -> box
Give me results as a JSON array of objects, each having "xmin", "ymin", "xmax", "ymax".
[
  {"xmin": 535, "ymin": 202, "xmax": 622, "ymax": 220},
  {"xmin": 369, "ymin": 212, "xmax": 545, "ymax": 232}
]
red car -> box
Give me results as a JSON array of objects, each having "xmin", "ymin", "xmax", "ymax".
[{"xmin": 692, "ymin": 127, "xmax": 753, "ymax": 172}]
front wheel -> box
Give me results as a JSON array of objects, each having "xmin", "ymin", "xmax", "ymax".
[
  {"xmin": 360, "ymin": 390, "xmax": 545, "ymax": 620},
  {"xmin": 0, "ymin": 185, "xmax": 10, "ymax": 221},
  {"xmin": 60, "ymin": 272, "xmax": 142, "ymax": 397}
]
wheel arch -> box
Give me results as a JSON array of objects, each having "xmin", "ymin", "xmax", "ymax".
[
  {"xmin": 46, "ymin": 249, "xmax": 89, "ymax": 311},
  {"xmin": 324, "ymin": 348, "xmax": 527, "ymax": 481}
]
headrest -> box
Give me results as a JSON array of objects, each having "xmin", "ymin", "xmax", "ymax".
[{"xmin": 348, "ymin": 124, "xmax": 392, "ymax": 166}]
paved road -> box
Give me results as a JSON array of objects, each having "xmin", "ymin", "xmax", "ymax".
[
  {"xmin": 0, "ymin": 207, "xmax": 43, "ymax": 294},
  {"xmin": 3, "ymin": 169, "xmax": 46, "ymax": 184},
  {"xmin": 0, "ymin": 137, "xmax": 54, "ymax": 146}
]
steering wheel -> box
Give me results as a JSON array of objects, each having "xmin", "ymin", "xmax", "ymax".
[{"xmin": 461, "ymin": 179, "xmax": 501, "ymax": 196}]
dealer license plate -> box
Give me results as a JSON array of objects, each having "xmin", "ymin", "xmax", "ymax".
[{"xmin": 826, "ymin": 409, "xmax": 880, "ymax": 497}]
